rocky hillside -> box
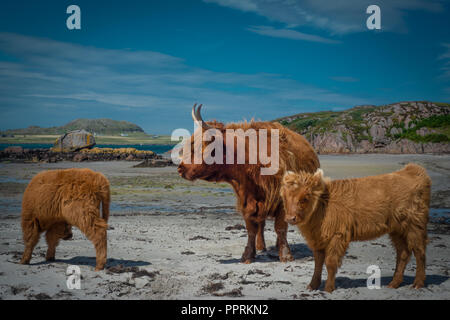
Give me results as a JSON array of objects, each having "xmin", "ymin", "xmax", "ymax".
[
  {"xmin": 276, "ymin": 101, "xmax": 450, "ymax": 154},
  {"xmin": 2, "ymin": 118, "xmax": 144, "ymax": 135}
]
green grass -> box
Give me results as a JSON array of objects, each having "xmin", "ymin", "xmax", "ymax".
[
  {"xmin": 394, "ymin": 131, "xmax": 449, "ymax": 143},
  {"xmin": 416, "ymin": 114, "xmax": 450, "ymax": 128},
  {"xmin": 393, "ymin": 114, "xmax": 450, "ymax": 143},
  {"xmin": 286, "ymin": 111, "xmax": 340, "ymax": 133},
  {"xmin": 348, "ymin": 106, "xmax": 376, "ymax": 121},
  {"xmin": 280, "ymin": 103, "xmax": 450, "ymax": 145},
  {"xmin": 434, "ymin": 102, "xmax": 450, "ymax": 108}
]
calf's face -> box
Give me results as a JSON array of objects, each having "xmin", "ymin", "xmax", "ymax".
[{"xmin": 280, "ymin": 169, "xmax": 326, "ymax": 224}]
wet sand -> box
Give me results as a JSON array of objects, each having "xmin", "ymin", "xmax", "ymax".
[{"xmin": 0, "ymin": 154, "xmax": 449, "ymax": 299}]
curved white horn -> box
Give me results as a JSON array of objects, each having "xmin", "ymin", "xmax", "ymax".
[{"xmin": 191, "ymin": 103, "xmax": 211, "ymax": 129}]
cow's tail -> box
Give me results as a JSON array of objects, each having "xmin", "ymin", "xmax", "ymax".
[
  {"xmin": 101, "ymin": 185, "xmax": 110, "ymax": 223},
  {"xmin": 96, "ymin": 174, "xmax": 111, "ymax": 223}
]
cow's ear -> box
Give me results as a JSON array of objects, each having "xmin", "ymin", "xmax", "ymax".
[
  {"xmin": 313, "ymin": 168, "xmax": 323, "ymax": 179},
  {"xmin": 313, "ymin": 169, "xmax": 326, "ymax": 188}
]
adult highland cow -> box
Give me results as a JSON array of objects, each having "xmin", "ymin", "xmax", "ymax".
[{"xmin": 177, "ymin": 104, "xmax": 320, "ymax": 263}]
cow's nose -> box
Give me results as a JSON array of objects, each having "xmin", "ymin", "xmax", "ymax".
[
  {"xmin": 285, "ymin": 216, "xmax": 297, "ymax": 224},
  {"xmin": 177, "ymin": 166, "xmax": 186, "ymax": 177}
]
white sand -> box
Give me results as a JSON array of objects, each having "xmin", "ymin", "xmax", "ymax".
[{"xmin": 0, "ymin": 154, "xmax": 449, "ymax": 299}]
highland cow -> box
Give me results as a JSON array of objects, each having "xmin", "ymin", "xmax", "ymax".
[
  {"xmin": 280, "ymin": 164, "xmax": 431, "ymax": 292},
  {"xmin": 177, "ymin": 104, "xmax": 320, "ymax": 263},
  {"xmin": 20, "ymin": 168, "xmax": 110, "ymax": 271}
]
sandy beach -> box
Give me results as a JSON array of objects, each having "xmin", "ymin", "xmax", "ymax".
[{"xmin": 0, "ymin": 154, "xmax": 449, "ymax": 300}]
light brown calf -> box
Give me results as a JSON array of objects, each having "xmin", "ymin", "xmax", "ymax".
[
  {"xmin": 280, "ymin": 164, "xmax": 431, "ymax": 292},
  {"xmin": 20, "ymin": 168, "xmax": 110, "ymax": 270}
]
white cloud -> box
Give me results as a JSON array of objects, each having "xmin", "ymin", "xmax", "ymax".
[
  {"xmin": 204, "ymin": 0, "xmax": 445, "ymax": 35},
  {"xmin": 247, "ymin": 26, "xmax": 340, "ymax": 44},
  {"xmin": 0, "ymin": 32, "xmax": 369, "ymax": 133},
  {"xmin": 330, "ymin": 76, "xmax": 359, "ymax": 82},
  {"xmin": 439, "ymin": 43, "xmax": 450, "ymax": 79}
]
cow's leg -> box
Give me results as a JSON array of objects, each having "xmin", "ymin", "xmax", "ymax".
[
  {"xmin": 64, "ymin": 205, "xmax": 108, "ymax": 271},
  {"xmin": 256, "ymin": 220, "xmax": 266, "ymax": 251},
  {"xmin": 324, "ymin": 235, "xmax": 348, "ymax": 293},
  {"xmin": 274, "ymin": 213, "xmax": 293, "ymax": 262},
  {"xmin": 45, "ymin": 222, "xmax": 67, "ymax": 261},
  {"xmin": 78, "ymin": 217, "xmax": 107, "ymax": 271},
  {"xmin": 308, "ymin": 249, "xmax": 325, "ymax": 290},
  {"xmin": 241, "ymin": 218, "xmax": 258, "ymax": 264},
  {"xmin": 388, "ymin": 232, "xmax": 411, "ymax": 289},
  {"xmin": 90, "ymin": 221, "xmax": 108, "ymax": 271},
  {"xmin": 62, "ymin": 223, "xmax": 73, "ymax": 240},
  {"xmin": 20, "ymin": 218, "xmax": 41, "ymax": 264},
  {"xmin": 407, "ymin": 229, "xmax": 427, "ymax": 289}
]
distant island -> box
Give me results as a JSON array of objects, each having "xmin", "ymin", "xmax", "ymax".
[
  {"xmin": 0, "ymin": 118, "xmax": 174, "ymax": 145},
  {"xmin": 275, "ymin": 101, "xmax": 449, "ymax": 154},
  {"xmin": 1, "ymin": 118, "xmax": 145, "ymax": 136}
]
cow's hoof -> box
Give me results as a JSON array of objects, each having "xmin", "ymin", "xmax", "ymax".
[
  {"xmin": 241, "ymin": 255, "xmax": 255, "ymax": 264},
  {"xmin": 241, "ymin": 249, "xmax": 255, "ymax": 264},
  {"xmin": 324, "ymin": 285, "xmax": 335, "ymax": 293},
  {"xmin": 241, "ymin": 255, "xmax": 254, "ymax": 264},
  {"xmin": 412, "ymin": 281, "xmax": 424, "ymax": 289},
  {"xmin": 387, "ymin": 281, "xmax": 401, "ymax": 289},
  {"xmin": 279, "ymin": 254, "xmax": 294, "ymax": 262},
  {"xmin": 278, "ymin": 245, "xmax": 293, "ymax": 262},
  {"xmin": 307, "ymin": 281, "xmax": 321, "ymax": 291},
  {"xmin": 95, "ymin": 266, "xmax": 105, "ymax": 271},
  {"xmin": 46, "ymin": 257, "xmax": 55, "ymax": 262},
  {"xmin": 20, "ymin": 259, "xmax": 30, "ymax": 265}
]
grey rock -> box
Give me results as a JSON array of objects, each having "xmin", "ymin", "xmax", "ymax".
[{"xmin": 52, "ymin": 130, "xmax": 96, "ymax": 152}]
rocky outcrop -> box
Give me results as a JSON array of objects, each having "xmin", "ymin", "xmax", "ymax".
[
  {"xmin": 133, "ymin": 159, "xmax": 175, "ymax": 168},
  {"xmin": 277, "ymin": 101, "xmax": 450, "ymax": 154},
  {"xmin": 0, "ymin": 147, "xmax": 166, "ymax": 163},
  {"xmin": 51, "ymin": 130, "xmax": 95, "ymax": 152},
  {"xmin": 2, "ymin": 146, "xmax": 24, "ymax": 154}
]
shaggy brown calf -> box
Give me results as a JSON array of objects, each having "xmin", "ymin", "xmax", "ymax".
[
  {"xmin": 280, "ymin": 164, "xmax": 431, "ymax": 292},
  {"xmin": 20, "ymin": 168, "xmax": 110, "ymax": 270}
]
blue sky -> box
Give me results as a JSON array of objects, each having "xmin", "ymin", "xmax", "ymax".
[{"xmin": 0, "ymin": 0, "xmax": 449, "ymax": 134}]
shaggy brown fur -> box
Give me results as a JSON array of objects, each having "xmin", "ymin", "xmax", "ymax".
[
  {"xmin": 178, "ymin": 119, "xmax": 320, "ymax": 263},
  {"xmin": 280, "ymin": 164, "xmax": 431, "ymax": 292},
  {"xmin": 20, "ymin": 168, "xmax": 110, "ymax": 271}
]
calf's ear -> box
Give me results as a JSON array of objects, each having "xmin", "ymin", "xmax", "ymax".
[
  {"xmin": 313, "ymin": 169, "xmax": 326, "ymax": 187},
  {"xmin": 313, "ymin": 168, "xmax": 324, "ymax": 179}
]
